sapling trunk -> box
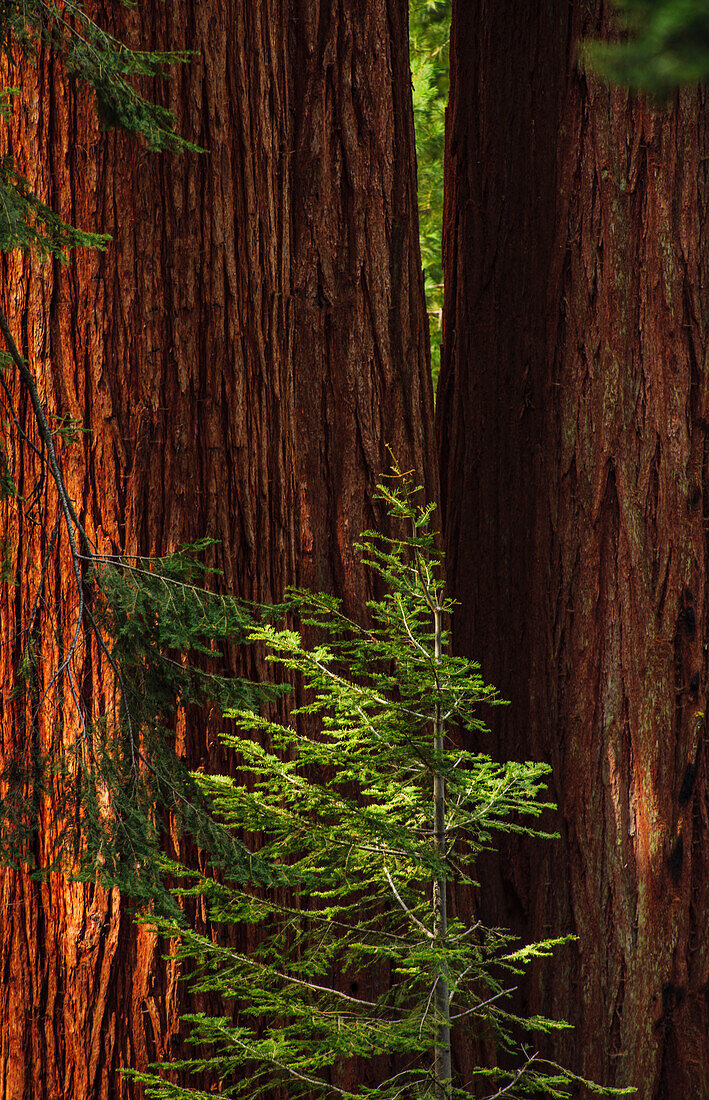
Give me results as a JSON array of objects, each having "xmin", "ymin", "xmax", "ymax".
[{"xmin": 431, "ymin": 598, "xmax": 452, "ymax": 1100}]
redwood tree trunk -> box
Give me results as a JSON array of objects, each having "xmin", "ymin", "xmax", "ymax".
[
  {"xmin": 437, "ymin": 3, "xmax": 709, "ymax": 1096},
  {"xmin": 0, "ymin": 2, "xmax": 435, "ymax": 1096}
]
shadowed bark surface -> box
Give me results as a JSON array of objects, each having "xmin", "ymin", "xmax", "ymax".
[
  {"xmin": 437, "ymin": 2, "xmax": 709, "ymax": 1096},
  {"xmin": 0, "ymin": 2, "xmax": 435, "ymax": 1096}
]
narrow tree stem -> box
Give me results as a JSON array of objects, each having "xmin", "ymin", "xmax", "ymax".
[
  {"xmin": 0, "ymin": 304, "xmax": 90, "ymax": 562},
  {"xmin": 432, "ymin": 600, "xmax": 451, "ymax": 1100}
]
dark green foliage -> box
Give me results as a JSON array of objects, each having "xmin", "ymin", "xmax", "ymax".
[
  {"xmin": 0, "ymin": 0, "xmax": 215, "ymax": 892},
  {"xmin": 583, "ymin": 0, "xmax": 709, "ymax": 94},
  {"xmin": 410, "ymin": 0, "xmax": 449, "ymax": 387},
  {"xmin": 93, "ymin": 543, "xmax": 273, "ymax": 720},
  {"xmin": 0, "ymin": 0, "xmax": 198, "ymax": 261},
  {"xmin": 0, "ymin": 0, "xmax": 225, "ymax": 907},
  {"xmin": 128, "ymin": 473, "xmax": 634, "ymax": 1100},
  {"xmin": 0, "ymin": 144, "xmax": 111, "ymax": 257},
  {"xmin": 1, "ymin": 0, "xmax": 199, "ymax": 152},
  {"xmin": 0, "ymin": 544, "xmax": 285, "ymax": 905}
]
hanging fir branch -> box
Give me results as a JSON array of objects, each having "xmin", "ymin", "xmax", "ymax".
[
  {"xmin": 0, "ymin": 0, "xmax": 225, "ymax": 897},
  {"xmin": 0, "ymin": 528, "xmax": 288, "ymax": 904},
  {"xmin": 2, "ymin": 0, "xmax": 200, "ymax": 152},
  {"xmin": 583, "ymin": 0, "xmax": 709, "ymax": 95},
  {"xmin": 0, "ymin": 0, "xmax": 200, "ymax": 260}
]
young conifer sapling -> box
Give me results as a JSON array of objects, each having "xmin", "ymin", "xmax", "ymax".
[{"xmin": 131, "ymin": 468, "xmax": 635, "ymax": 1100}]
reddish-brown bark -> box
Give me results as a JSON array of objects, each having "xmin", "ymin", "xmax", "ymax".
[
  {"xmin": 0, "ymin": 2, "xmax": 435, "ymax": 1096},
  {"xmin": 437, "ymin": 2, "xmax": 709, "ymax": 1097}
]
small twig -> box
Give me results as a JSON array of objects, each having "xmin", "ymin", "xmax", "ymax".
[
  {"xmin": 419, "ymin": 978, "xmax": 439, "ymax": 1038},
  {"xmin": 479, "ymin": 1052, "xmax": 539, "ymax": 1100},
  {"xmin": 449, "ymin": 985, "xmax": 514, "ymax": 1021},
  {"xmin": 383, "ymin": 862, "xmax": 434, "ymax": 939}
]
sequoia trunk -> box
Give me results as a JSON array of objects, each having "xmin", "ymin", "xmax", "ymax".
[
  {"xmin": 437, "ymin": 3, "xmax": 709, "ymax": 1096},
  {"xmin": 0, "ymin": 2, "xmax": 434, "ymax": 1096}
]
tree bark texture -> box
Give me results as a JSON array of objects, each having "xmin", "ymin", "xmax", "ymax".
[
  {"xmin": 0, "ymin": 2, "xmax": 435, "ymax": 1096},
  {"xmin": 438, "ymin": 3, "xmax": 709, "ymax": 1097}
]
